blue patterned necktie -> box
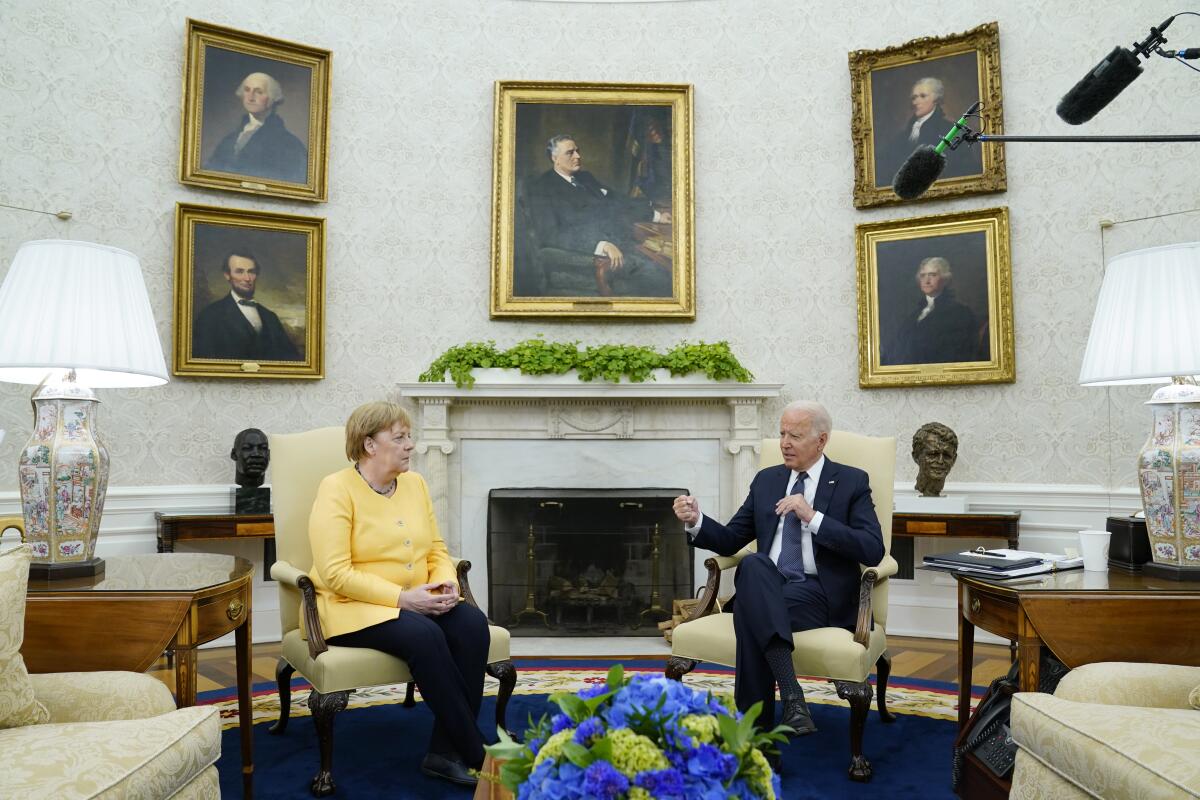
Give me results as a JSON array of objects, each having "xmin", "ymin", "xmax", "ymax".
[{"xmin": 778, "ymin": 472, "xmax": 809, "ymax": 582}]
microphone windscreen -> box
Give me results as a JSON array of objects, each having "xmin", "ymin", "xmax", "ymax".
[
  {"xmin": 1056, "ymin": 46, "xmax": 1143, "ymax": 125},
  {"xmin": 892, "ymin": 145, "xmax": 945, "ymax": 200}
]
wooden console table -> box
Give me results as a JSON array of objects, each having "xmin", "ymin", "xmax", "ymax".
[
  {"xmin": 893, "ymin": 511, "xmax": 1021, "ymax": 549},
  {"xmin": 22, "ymin": 553, "xmax": 255, "ymax": 798},
  {"xmin": 157, "ymin": 512, "xmax": 275, "ymax": 576}
]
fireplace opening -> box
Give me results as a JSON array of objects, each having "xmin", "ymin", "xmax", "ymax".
[{"xmin": 487, "ymin": 488, "xmax": 693, "ymax": 636}]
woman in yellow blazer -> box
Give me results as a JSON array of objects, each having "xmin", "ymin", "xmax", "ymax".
[{"xmin": 309, "ymin": 401, "xmax": 490, "ymax": 787}]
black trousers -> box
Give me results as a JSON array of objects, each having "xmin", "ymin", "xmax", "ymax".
[
  {"xmin": 732, "ymin": 551, "xmax": 831, "ymax": 727},
  {"xmin": 328, "ymin": 603, "xmax": 490, "ymax": 768}
]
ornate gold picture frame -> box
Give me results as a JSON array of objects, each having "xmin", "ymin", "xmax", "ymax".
[
  {"xmin": 179, "ymin": 19, "xmax": 331, "ymax": 202},
  {"xmin": 173, "ymin": 203, "xmax": 325, "ymax": 379},
  {"xmin": 850, "ymin": 22, "xmax": 1006, "ymax": 209},
  {"xmin": 490, "ymin": 81, "xmax": 695, "ymax": 318},
  {"xmin": 856, "ymin": 207, "xmax": 1014, "ymax": 388}
]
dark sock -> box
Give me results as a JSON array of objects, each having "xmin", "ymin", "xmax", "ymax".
[{"xmin": 765, "ymin": 640, "xmax": 804, "ymax": 701}]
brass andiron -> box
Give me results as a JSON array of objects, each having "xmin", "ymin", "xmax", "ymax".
[
  {"xmin": 639, "ymin": 522, "xmax": 670, "ymax": 625},
  {"xmin": 512, "ymin": 520, "xmax": 549, "ymax": 627}
]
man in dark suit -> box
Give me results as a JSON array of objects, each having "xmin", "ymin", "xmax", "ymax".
[
  {"xmin": 525, "ymin": 134, "xmax": 672, "ymax": 297},
  {"xmin": 673, "ymin": 401, "xmax": 884, "ymax": 734},
  {"xmin": 192, "ymin": 251, "xmax": 301, "ymax": 362},
  {"xmin": 878, "ymin": 77, "xmax": 977, "ymax": 185},
  {"xmin": 204, "ymin": 72, "xmax": 308, "ymax": 184},
  {"xmin": 881, "ymin": 256, "xmax": 983, "ymax": 366}
]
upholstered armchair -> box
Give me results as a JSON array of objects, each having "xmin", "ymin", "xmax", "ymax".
[
  {"xmin": 665, "ymin": 431, "xmax": 898, "ymax": 782},
  {"xmin": 1011, "ymin": 661, "xmax": 1200, "ymax": 798},
  {"xmin": 268, "ymin": 427, "xmax": 517, "ymax": 797}
]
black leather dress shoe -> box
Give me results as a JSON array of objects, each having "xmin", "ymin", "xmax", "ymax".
[
  {"xmin": 420, "ymin": 752, "xmax": 479, "ymax": 786},
  {"xmin": 779, "ymin": 696, "xmax": 818, "ymax": 736}
]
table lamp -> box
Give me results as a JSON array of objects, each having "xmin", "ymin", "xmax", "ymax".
[
  {"xmin": 0, "ymin": 240, "xmax": 168, "ymax": 579},
  {"xmin": 1079, "ymin": 241, "xmax": 1200, "ymax": 581}
]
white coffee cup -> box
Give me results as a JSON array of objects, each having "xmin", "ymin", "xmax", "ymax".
[{"xmin": 1078, "ymin": 529, "xmax": 1112, "ymax": 572}]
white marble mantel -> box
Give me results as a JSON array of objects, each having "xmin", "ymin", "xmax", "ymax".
[{"xmin": 395, "ymin": 374, "xmax": 782, "ymax": 607}]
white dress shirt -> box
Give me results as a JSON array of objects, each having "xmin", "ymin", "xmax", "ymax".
[
  {"xmin": 908, "ymin": 109, "xmax": 936, "ymax": 143},
  {"xmin": 232, "ymin": 292, "xmax": 263, "ymax": 332},
  {"xmin": 685, "ymin": 455, "xmax": 826, "ymax": 576}
]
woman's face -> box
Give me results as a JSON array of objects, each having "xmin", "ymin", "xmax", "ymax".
[{"xmin": 364, "ymin": 423, "xmax": 415, "ymax": 474}]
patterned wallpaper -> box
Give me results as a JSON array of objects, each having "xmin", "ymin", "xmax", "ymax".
[{"xmin": 1, "ymin": 0, "xmax": 1197, "ymax": 492}]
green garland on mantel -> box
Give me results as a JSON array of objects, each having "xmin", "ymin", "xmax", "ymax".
[{"xmin": 418, "ymin": 338, "xmax": 754, "ymax": 388}]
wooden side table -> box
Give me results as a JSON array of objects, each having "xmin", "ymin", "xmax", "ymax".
[
  {"xmin": 157, "ymin": 512, "xmax": 275, "ymax": 577},
  {"xmin": 893, "ymin": 511, "xmax": 1021, "ymax": 549},
  {"xmin": 22, "ymin": 553, "xmax": 256, "ymax": 799}
]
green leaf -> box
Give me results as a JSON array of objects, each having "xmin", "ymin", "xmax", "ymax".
[
  {"xmin": 561, "ymin": 741, "xmax": 595, "ymax": 768},
  {"xmin": 606, "ymin": 663, "xmax": 625, "ymax": 690},
  {"xmin": 498, "ymin": 761, "xmax": 528, "ymax": 792},
  {"xmin": 591, "ymin": 736, "xmax": 614, "ymax": 762},
  {"xmin": 549, "ymin": 692, "xmax": 588, "ymax": 721}
]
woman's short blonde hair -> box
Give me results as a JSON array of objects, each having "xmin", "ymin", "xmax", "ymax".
[{"xmin": 345, "ymin": 401, "xmax": 411, "ymax": 462}]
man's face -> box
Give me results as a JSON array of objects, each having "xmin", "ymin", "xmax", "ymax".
[
  {"xmin": 551, "ymin": 139, "xmax": 582, "ymax": 176},
  {"xmin": 224, "ymin": 255, "xmax": 258, "ymax": 299},
  {"xmin": 234, "ymin": 432, "xmax": 269, "ymax": 475},
  {"xmin": 239, "ymin": 75, "xmax": 273, "ymax": 118},
  {"xmin": 779, "ymin": 409, "xmax": 828, "ymax": 472},
  {"xmin": 917, "ymin": 435, "xmax": 957, "ymax": 479},
  {"xmin": 910, "ymin": 83, "xmax": 937, "ymax": 118},
  {"xmin": 917, "ymin": 265, "xmax": 946, "ymax": 297}
]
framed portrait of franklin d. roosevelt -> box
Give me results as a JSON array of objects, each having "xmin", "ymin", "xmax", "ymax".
[
  {"xmin": 179, "ymin": 19, "xmax": 331, "ymax": 202},
  {"xmin": 173, "ymin": 203, "xmax": 325, "ymax": 379},
  {"xmin": 856, "ymin": 206, "xmax": 1014, "ymax": 388},
  {"xmin": 490, "ymin": 81, "xmax": 695, "ymax": 319},
  {"xmin": 849, "ymin": 21, "xmax": 1007, "ymax": 209}
]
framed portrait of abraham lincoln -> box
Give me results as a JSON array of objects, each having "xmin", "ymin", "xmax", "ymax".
[
  {"xmin": 179, "ymin": 19, "xmax": 330, "ymax": 202},
  {"xmin": 856, "ymin": 206, "xmax": 1014, "ymax": 389},
  {"xmin": 490, "ymin": 81, "xmax": 695, "ymax": 318},
  {"xmin": 849, "ymin": 21, "xmax": 1006, "ymax": 209},
  {"xmin": 173, "ymin": 203, "xmax": 325, "ymax": 380}
]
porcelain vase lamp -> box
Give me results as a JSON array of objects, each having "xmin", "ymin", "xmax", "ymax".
[
  {"xmin": 1079, "ymin": 241, "xmax": 1200, "ymax": 580},
  {"xmin": 0, "ymin": 240, "xmax": 168, "ymax": 579}
]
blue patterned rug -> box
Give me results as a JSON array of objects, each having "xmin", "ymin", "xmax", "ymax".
[{"xmin": 205, "ymin": 658, "xmax": 966, "ymax": 798}]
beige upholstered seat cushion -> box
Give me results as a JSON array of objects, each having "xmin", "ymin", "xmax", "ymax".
[
  {"xmin": 1011, "ymin": 692, "xmax": 1200, "ymax": 798},
  {"xmin": 1053, "ymin": 661, "xmax": 1200, "ymax": 709},
  {"xmin": 669, "ymin": 610, "xmax": 886, "ymax": 682},
  {"xmin": 1191, "ymin": 684, "xmax": 1200, "ymax": 711},
  {"xmin": 30, "ymin": 671, "xmax": 177, "ymax": 723},
  {"xmin": 0, "ymin": 704, "xmax": 220, "ymax": 799},
  {"xmin": 282, "ymin": 622, "xmax": 512, "ymax": 694},
  {"xmin": 0, "ymin": 546, "xmax": 49, "ymax": 728}
]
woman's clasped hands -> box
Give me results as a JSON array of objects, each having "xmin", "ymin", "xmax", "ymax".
[{"xmin": 397, "ymin": 581, "xmax": 460, "ymax": 615}]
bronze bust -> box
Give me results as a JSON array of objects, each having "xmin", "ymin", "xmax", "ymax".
[
  {"xmin": 912, "ymin": 422, "xmax": 958, "ymax": 497},
  {"xmin": 231, "ymin": 428, "xmax": 270, "ymax": 513}
]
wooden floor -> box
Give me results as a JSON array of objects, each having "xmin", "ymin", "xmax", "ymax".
[{"xmin": 148, "ymin": 634, "xmax": 1012, "ymax": 697}]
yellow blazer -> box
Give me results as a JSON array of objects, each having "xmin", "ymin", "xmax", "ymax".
[{"xmin": 308, "ymin": 467, "xmax": 457, "ymax": 639}]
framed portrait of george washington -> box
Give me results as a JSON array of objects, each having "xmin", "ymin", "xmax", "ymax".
[
  {"xmin": 490, "ymin": 81, "xmax": 695, "ymax": 319},
  {"xmin": 179, "ymin": 19, "xmax": 330, "ymax": 202},
  {"xmin": 856, "ymin": 206, "xmax": 1014, "ymax": 388},
  {"xmin": 173, "ymin": 203, "xmax": 325, "ymax": 379},
  {"xmin": 849, "ymin": 22, "xmax": 1006, "ymax": 209}
]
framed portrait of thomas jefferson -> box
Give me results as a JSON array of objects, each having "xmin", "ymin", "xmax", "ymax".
[
  {"xmin": 179, "ymin": 19, "xmax": 330, "ymax": 202},
  {"xmin": 490, "ymin": 81, "xmax": 695, "ymax": 319},
  {"xmin": 850, "ymin": 22, "xmax": 1006, "ymax": 209},
  {"xmin": 856, "ymin": 207, "xmax": 1014, "ymax": 388},
  {"xmin": 173, "ymin": 203, "xmax": 325, "ymax": 379}
]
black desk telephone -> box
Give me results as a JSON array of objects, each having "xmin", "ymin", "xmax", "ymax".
[{"xmin": 952, "ymin": 664, "xmax": 1019, "ymax": 786}]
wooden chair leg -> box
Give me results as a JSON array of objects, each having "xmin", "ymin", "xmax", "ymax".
[
  {"xmin": 487, "ymin": 659, "xmax": 518, "ymax": 737},
  {"xmin": 308, "ymin": 689, "xmax": 349, "ymax": 797},
  {"xmin": 834, "ymin": 679, "xmax": 873, "ymax": 783},
  {"xmin": 665, "ymin": 657, "xmax": 698, "ymax": 681},
  {"xmin": 268, "ymin": 658, "xmax": 296, "ymax": 735},
  {"xmin": 875, "ymin": 651, "xmax": 897, "ymax": 723},
  {"xmin": 403, "ymin": 682, "xmax": 416, "ymax": 707}
]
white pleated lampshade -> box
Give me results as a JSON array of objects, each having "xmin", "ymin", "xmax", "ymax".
[
  {"xmin": 0, "ymin": 240, "xmax": 168, "ymax": 388},
  {"xmin": 1079, "ymin": 241, "xmax": 1200, "ymax": 386}
]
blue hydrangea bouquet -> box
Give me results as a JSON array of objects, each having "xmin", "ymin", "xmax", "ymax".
[{"xmin": 484, "ymin": 665, "xmax": 788, "ymax": 800}]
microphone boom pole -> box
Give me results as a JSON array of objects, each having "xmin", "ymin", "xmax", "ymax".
[{"xmin": 967, "ymin": 133, "xmax": 1200, "ymax": 143}]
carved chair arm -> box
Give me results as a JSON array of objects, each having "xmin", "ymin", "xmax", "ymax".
[
  {"xmin": 852, "ymin": 568, "xmax": 882, "ymax": 649},
  {"xmin": 270, "ymin": 559, "xmax": 330, "ymax": 661},
  {"xmin": 454, "ymin": 559, "xmax": 483, "ymax": 614},
  {"xmin": 681, "ymin": 545, "xmax": 754, "ymax": 625}
]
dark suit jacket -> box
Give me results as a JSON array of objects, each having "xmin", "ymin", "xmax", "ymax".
[
  {"xmin": 690, "ymin": 459, "xmax": 884, "ymax": 631},
  {"xmin": 883, "ymin": 292, "xmax": 981, "ymax": 366},
  {"xmin": 192, "ymin": 294, "xmax": 301, "ymax": 362},
  {"xmin": 526, "ymin": 168, "xmax": 654, "ymax": 255},
  {"xmin": 204, "ymin": 112, "xmax": 308, "ymax": 184}
]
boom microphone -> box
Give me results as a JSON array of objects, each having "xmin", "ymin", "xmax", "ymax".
[
  {"xmin": 1056, "ymin": 16, "xmax": 1176, "ymax": 125},
  {"xmin": 891, "ymin": 102, "xmax": 979, "ymax": 200}
]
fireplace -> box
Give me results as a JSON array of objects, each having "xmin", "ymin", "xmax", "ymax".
[{"xmin": 488, "ymin": 488, "xmax": 692, "ymax": 636}]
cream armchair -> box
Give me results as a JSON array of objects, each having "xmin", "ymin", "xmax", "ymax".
[
  {"xmin": 268, "ymin": 427, "xmax": 516, "ymax": 797},
  {"xmin": 666, "ymin": 431, "xmax": 898, "ymax": 782},
  {"xmin": 1011, "ymin": 662, "xmax": 1200, "ymax": 798}
]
